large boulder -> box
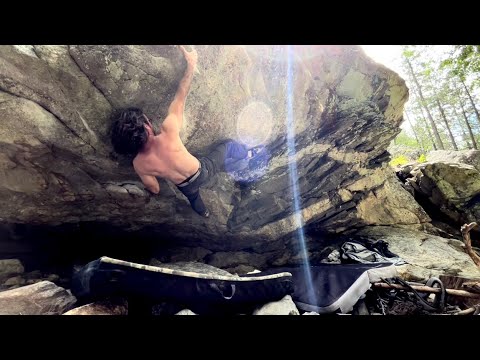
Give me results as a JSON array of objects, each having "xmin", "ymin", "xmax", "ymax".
[
  {"xmin": 0, "ymin": 259, "xmax": 24, "ymax": 282},
  {"xmin": 407, "ymin": 162, "xmax": 480, "ymax": 226},
  {"xmin": 356, "ymin": 226, "xmax": 480, "ymax": 281},
  {"xmin": 0, "ymin": 281, "xmax": 76, "ymax": 315},
  {"xmin": 427, "ymin": 150, "xmax": 480, "ymax": 171},
  {"xmin": 253, "ymin": 295, "xmax": 300, "ymax": 315},
  {"xmin": 63, "ymin": 298, "xmax": 128, "ymax": 315},
  {"xmin": 0, "ymin": 45, "xmax": 422, "ymax": 254}
]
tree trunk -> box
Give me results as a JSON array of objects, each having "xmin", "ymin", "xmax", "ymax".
[
  {"xmin": 462, "ymin": 129, "xmax": 472, "ymax": 149},
  {"xmin": 404, "ymin": 111, "xmax": 424, "ymax": 150},
  {"xmin": 461, "ymin": 78, "xmax": 480, "ymax": 128},
  {"xmin": 405, "ymin": 57, "xmax": 444, "ymax": 149},
  {"xmin": 453, "ymin": 105, "xmax": 477, "ymax": 149},
  {"xmin": 435, "ymin": 98, "xmax": 458, "ymax": 150},
  {"xmin": 418, "ymin": 106, "xmax": 437, "ymax": 150}
]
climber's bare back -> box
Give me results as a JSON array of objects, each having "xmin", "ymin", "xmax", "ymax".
[
  {"xmin": 133, "ymin": 115, "xmax": 200, "ymax": 186},
  {"xmin": 132, "ymin": 45, "xmax": 198, "ymax": 194}
]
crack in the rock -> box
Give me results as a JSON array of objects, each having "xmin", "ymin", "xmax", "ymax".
[
  {"xmin": 0, "ymin": 86, "xmax": 97, "ymax": 153},
  {"xmin": 32, "ymin": 46, "xmax": 99, "ymax": 152},
  {"xmin": 66, "ymin": 46, "xmax": 115, "ymax": 109},
  {"xmin": 30, "ymin": 46, "xmax": 42, "ymax": 61}
]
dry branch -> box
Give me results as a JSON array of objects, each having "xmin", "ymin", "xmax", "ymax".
[{"xmin": 460, "ymin": 222, "xmax": 480, "ymax": 268}]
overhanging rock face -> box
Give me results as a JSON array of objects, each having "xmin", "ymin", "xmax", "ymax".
[{"xmin": 0, "ymin": 45, "xmax": 429, "ymax": 250}]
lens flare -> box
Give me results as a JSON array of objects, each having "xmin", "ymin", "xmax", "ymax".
[
  {"xmin": 285, "ymin": 45, "xmax": 317, "ymax": 306},
  {"xmin": 236, "ymin": 101, "xmax": 273, "ymax": 148}
]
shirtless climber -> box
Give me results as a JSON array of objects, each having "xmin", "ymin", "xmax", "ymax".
[{"xmin": 110, "ymin": 46, "xmax": 263, "ymax": 218}]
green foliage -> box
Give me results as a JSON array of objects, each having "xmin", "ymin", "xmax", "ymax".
[
  {"xmin": 389, "ymin": 155, "xmax": 409, "ymax": 167},
  {"xmin": 417, "ymin": 154, "xmax": 427, "ymax": 163},
  {"xmin": 440, "ymin": 45, "xmax": 480, "ymax": 80},
  {"xmin": 395, "ymin": 131, "xmax": 419, "ymax": 148},
  {"xmin": 401, "ymin": 45, "xmax": 480, "ymax": 152},
  {"xmin": 402, "ymin": 49, "xmax": 415, "ymax": 58}
]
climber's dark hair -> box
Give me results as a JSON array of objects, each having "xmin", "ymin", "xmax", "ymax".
[{"xmin": 111, "ymin": 107, "xmax": 149, "ymax": 155}]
